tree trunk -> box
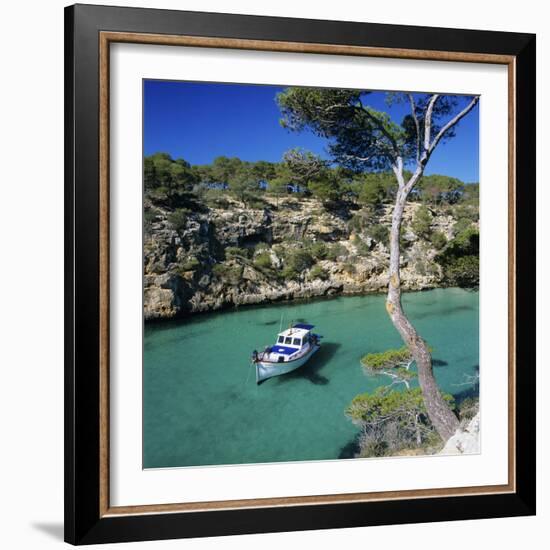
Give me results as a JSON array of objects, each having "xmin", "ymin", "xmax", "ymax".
[{"xmin": 386, "ymin": 189, "xmax": 459, "ymax": 442}]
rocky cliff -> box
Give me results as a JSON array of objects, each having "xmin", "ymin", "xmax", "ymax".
[
  {"xmin": 439, "ymin": 413, "xmax": 480, "ymax": 455},
  {"xmin": 144, "ymin": 196, "xmax": 474, "ymax": 320}
]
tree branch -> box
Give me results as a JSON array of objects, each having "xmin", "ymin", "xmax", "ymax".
[
  {"xmin": 423, "ymin": 94, "xmax": 439, "ymax": 153},
  {"xmin": 357, "ymin": 97, "xmax": 400, "ymax": 159},
  {"xmin": 340, "ymin": 153, "xmax": 373, "ymax": 163},
  {"xmin": 429, "ymin": 96, "xmax": 480, "ymax": 153},
  {"xmin": 407, "ymin": 93, "xmax": 421, "ymax": 163}
]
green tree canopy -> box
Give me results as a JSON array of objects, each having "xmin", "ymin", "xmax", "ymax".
[
  {"xmin": 417, "ymin": 174, "xmax": 464, "ymax": 204},
  {"xmin": 228, "ymin": 164, "xmax": 260, "ymax": 207},
  {"xmin": 281, "ymin": 148, "xmax": 328, "ymax": 190}
]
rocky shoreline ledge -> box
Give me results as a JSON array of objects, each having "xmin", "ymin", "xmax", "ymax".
[{"xmin": 144, "ymin": 196, "xmax": 478, "ymax": 320}]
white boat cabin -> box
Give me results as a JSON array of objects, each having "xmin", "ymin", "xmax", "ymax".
[
  {"xmin": 263, "ymin": 323, "xmax": 316, "ymax": 362},
  {"xmin": 275, "ymin": 326, "xmax": 312, "ymax": 350}
]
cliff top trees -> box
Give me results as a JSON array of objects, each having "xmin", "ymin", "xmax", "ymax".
[
  {"xmin": 277, "ymin": 87, "xmax": 478, "ymax": 441},
  {"xmin": 144, "ymin": 152, "xmax": 198, "ymax": 202}
]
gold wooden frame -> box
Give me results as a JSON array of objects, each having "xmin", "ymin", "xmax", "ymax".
[{"xmin": 98, "ymin": 32, "xmax": 516, "ymax": 518}]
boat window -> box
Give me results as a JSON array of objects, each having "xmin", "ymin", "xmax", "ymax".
[
  {"xmin": 293, "ymin": 338, "xmax": 301, "ymax": 346},
  {"xmin": 277, "ymin": 336, "xmax": 284, "ymax": 344},
  {"xmin": 284, "ymin": 337, "xmax": 292, "ymax": 344}
]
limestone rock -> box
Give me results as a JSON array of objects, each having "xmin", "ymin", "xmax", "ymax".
[
  {"xmin": 143, "ymin": 196, "xmax": 464, "ymax": 320},
  {"xmin": 439, "ymin": 413, "xmax": 480, "ymax": 455}
]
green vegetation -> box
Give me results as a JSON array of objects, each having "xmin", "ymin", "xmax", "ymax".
[
  {"xmin": 145, "ymin": 152, "xmax": 478, "ymax": 213},
  {"xmin": 436, "ymin": 226, "xmax": 479, "ymax": 287},
  {"xmin": 355, "ymin": 172, "xmax": 396, "ymax": 206},
  {"xmin": 310, "ymin": 241, "xmax": 328, "ymax": 260},
  {"xmin": 345, "ymin": 387, "xmax": 454, "ymax": 457},
  {"xmin": 212, "ymin": 262, "xmax": 243, "ymax": 284},
  {"xmin": 309, "ymin": 265, "xmax": 328, "ymax": 280},
  {"xmin": 225, "ymin": 246, "xmax": 251, "ymax": 260},
  {"xmin": 353, "ymin": 237, "xmax": 371, "ymax": 257},
  {"xmin": 167, "ymin": 208, "xmax": 191, "ymax": 233},
  {"xmin": 416, "ymin": 174, "xmax": 465, "ymax": 205},
  {"xmin": 361, "ymin": 346, "xmax": 413, "ymax": 371},
  {"xmin": 325, "ymin": 242, "xmax": 348, "ymax": 261},
  {"xmin": 177, "ymin": 257, "xmax": 200, "ymax": 273},
  {"xmin": 365, "ymin": 224, "xmax": 389, "ymax": 246},
  {"xmin": 280, "ymin": 249, "xmax": 315, "ymax": 279},
  {"xmin": 144, "ymin": 207, "xmax": 160, "ymax": 234},
  {"xmin": 411, "ymin": 205, "xmax": 433, "ymax": 239},
  {"xmin": 429, "ymin": 230, "xmax": 448, "ymax": 250},
  {"xmin": 253, "ymin": 252, "xmax": 272, "ymax": 270}
]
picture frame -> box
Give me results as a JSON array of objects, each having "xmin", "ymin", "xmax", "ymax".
[{"xmin": 64, "ymin": 3, "xmax": 536, "ymax": 545}]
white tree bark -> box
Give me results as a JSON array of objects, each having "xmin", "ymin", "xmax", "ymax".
[{"xmin": 385, "ymin": 95, "xmax": 479, "ymax": 442}]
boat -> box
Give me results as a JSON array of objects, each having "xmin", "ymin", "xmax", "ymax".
[{"xmin": 251, "ymin": 323, "xmax": 321, "ymax": 383}]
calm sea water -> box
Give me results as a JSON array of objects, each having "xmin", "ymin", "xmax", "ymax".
[{"xmin": 143, "ymin": 288, "xmax": 479, "ymax": 468}]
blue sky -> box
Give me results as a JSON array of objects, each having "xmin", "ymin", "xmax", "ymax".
[{"xmin": 144, "ymin": 80, "xmax": 479, "ymax": 183}]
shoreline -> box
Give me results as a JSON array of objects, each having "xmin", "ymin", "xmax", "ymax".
[{"xmin": 143, "ymin": 284, "xmax": 478, "ymax": 326}]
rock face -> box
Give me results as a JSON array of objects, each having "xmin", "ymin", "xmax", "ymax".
[
  {"xmin": 144, "ymin": 196, "xmax": 466, "ymax": 320},
  {"xmin": 439, "ymin": 413, "xmax": 480, "ymax": 455}
]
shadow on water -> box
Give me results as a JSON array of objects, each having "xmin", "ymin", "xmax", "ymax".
[
  {"xmin": 338, "ymin": 433, "xmax": 361, "ymax": 459},
  {"xmin": 452, "ymin": 365, "xmax": 480, "ymax": 403},
  {"xmin": 412, "ymin": 304, "xmax": 474, "ymax": 320},
  {"xmin": 433, "ymin": 358, "xmax": 449, "ymax": 367},
  {"xmin": 453, "ymin": 385, "xmax": 480, "ymax": 403},
  {"xmin": 275, "ymin": 342, "xmax": 341, "ymax": 386}
]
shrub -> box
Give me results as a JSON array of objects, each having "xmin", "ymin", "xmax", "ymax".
[
  {"xmin": 436, "ymin": 227, "xmax": 479, "ymax": 287},
  {"xmin": 253, "ymin": 252, "xmax": 272, "ymax": 269},
  {"xmin": 178, "ymin": 257, "xmax": 200, "ymax": 273},
  {"xmin": 167, "ymin": 208, "xmax": 191, "ymax": 232},
  {"xmin": 225, "ymin": 246, "xmax": 250, "ymax": 260},
  {"xmin": 285, "ymin": 249, "xmax": 314, "ymax": 273},
  {"xmin": 429, "ymin": 230, "xmax": 447, "ymax": 250},
  {"xmin": 453, "ymin": 217, "xmax": 473, "ymax": 236},
  {"xmin": 326, "ymin": 242, "xmax": 348, "ymax": 261},
  {"xmin": 212, "ymin": 262, "xmax": 243, "ymax": 284},
  {"xmin": 144, "ymin": 207, "xmax": 158, "ymax": 225},
  {"xmin": 144, "ymin": 207, "xmax": 159, "ymax": 234},
  {"xmin": 280, "ymin": 266, "xmax": 299, "ymax": 280},
  {"xmin": 442, "ymin": 255, "xmax": 479, "ymax": 287},
  {"xmin": 309, "ymin": 265, "xmax": 328, "ymax": 280},
  {"xmin": 347, "ymin": 213, "xmax": 368, "ymax": 233},
  {"xmin": 342, "ymin": 262, "xmax": 356, "ymax": 274},
  {"xmin": 366, "ymin": 224, "xmax": 389, "ymax": 246},
  {"xmin": 411, "ymin": 205, "xmax": 433, "ymax": 239},
  {"xmin": 201, "ymin": 188, "xmax": 231, "ymax": 209},
  {"xmin": 453, "ymin": 204, "xmax": 479, "ymax": 223},
  {"xmin": 308, "ymin": 178, "xmax": 342, "ymax": 203},
  {"xmin": 310, "ymin": 241, "xmax": 328, "ymax": 260}
]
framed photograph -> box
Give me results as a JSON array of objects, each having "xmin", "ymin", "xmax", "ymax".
[{"xmin": 64, "ymin": 3, "xmax": 536, "ymax": 545}]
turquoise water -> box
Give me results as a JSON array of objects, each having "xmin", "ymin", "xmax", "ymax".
[{"xmin": 143, "ymin": 288, "xmax": 479, "ymax": 468}]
